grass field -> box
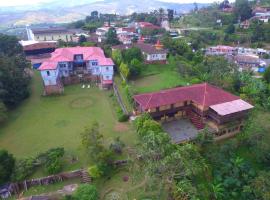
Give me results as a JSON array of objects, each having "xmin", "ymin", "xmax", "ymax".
[
  {"xmin": 130, "ymin": 57, "xmax": 188, "ymax": 93},
  {"xmin": 0, "ymin": 71, "xmax": 135, "ymax": 167}
]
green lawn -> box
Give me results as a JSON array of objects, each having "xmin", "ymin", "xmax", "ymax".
[
  {"xmin": 0, "ymin": 71, "xmax": 135, "ymax": 167},
  {"xmin": 130, "ymin": 58, "xmax": 188, "ymax": 93}
]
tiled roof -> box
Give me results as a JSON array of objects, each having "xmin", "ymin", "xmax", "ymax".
[
  {"xmin": 39, "ymin": 61, "xmax": 58, "ymax": 70},
  {"xmin": 133, "ymin": 83, "xmax": 240, "ymax": 110},
  {"xmin": 112, "ymin": 43, "xmax": 168, "ymax": 54},
  {"xmin": 32, "ymin": 28, "xmax": 73, "ymax": 35},
  {"xmin": 39, "ymin": 47, "xmax": 114, "ymax": 70}
]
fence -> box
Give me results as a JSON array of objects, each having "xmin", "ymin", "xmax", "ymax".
[
  {"xmin": 113, "ymin": 83, "xmax": 129, "ymax": 115},
  {"xmin": 8, "ymin": 169, "xmax": 84, "ymax": 197}
]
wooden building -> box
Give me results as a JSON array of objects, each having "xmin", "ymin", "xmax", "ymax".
[{"xmin": 133, "ymin": 83, "xmax": 253, "ymax": 139}]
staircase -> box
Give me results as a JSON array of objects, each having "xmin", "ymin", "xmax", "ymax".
[
  {"xmin": 81, "ymin": 169, "xmax": 92, "ymax": 183},
  {"xmin": 186, "ymin": 109, "xmax": 205, "ymax": 130}
]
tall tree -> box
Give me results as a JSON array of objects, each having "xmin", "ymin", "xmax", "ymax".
[
  {"xmin": 105, "ymin": 28, "xmax": 120, "ymax": 46},
  {"xmin": 234, "ymin": 0, "xmax": 252, "ymax": 21}
]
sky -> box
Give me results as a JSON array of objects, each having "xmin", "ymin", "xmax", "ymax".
[{"xmin": 0, "ymin": 0, "xmax": 218, "ymax": 7}]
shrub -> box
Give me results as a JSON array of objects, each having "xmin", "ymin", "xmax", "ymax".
[
  {"xmin": 88, "ymin": 165, "xmax": 103, "ymax": 179},
  {"xmin": 0, "ymin": 150, "xmax": 15, "ymax": 184},
  {"xmin": 73, "ymin": 184, "xmax": 98, "ymax": 200},
  {"xmin": 12, "ymin": 157, "xmax": 35, "ymax": 181},
  {"xmin": 110, "ymin": 137, "xmax": 125, "ymax": 154},
  {"xmin": 38, "ymin": 147, "xmax": 65, "ymax": 174},
  {"xmin": 116, "ymin": 107, "xmax": 129, "ymax": 122}
]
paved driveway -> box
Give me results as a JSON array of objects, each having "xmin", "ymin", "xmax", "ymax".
[{"xmin": 162, "ymin": 119, "xmax": 199, "ymax": 143}]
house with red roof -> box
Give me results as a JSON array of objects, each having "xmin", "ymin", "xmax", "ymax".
[
  {"xmin": 112, "ymin": 39, "xmax": 168, "ymax": 64},
  {"xmin": 133, "ymin": 83, "xmax": 253, "ymax": 142},
  {"xmin": 38, "ymin": 47, "xmax": 114, "ymax": 95}
]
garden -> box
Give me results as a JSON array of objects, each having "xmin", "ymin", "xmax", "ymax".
[{"xmin": 0, "ymin": 71, "xmax": 135, "ymax": 174}]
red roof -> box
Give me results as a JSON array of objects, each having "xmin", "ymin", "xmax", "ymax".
[
  {"xmin": 133, "ymin": 83, "xmax": 240, "ymax": 110},
  {"xmin": 39, "ymin": 47, "xmax": 114, "ymax": 70},
  {"xmin": 138, "ymin": 22, "xmax": 160, "ymax": 30}
]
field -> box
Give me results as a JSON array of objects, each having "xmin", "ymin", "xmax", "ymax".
[
  {"xmin": 130, "ymin": 57, "xmax": 188, "ymax": 94},
  {"xmin": 0, "ymin": 71, "xmax": 135, "ymax": 169}
]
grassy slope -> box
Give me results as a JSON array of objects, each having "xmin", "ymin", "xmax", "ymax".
[{"xmin": 0, "ymin": 71, "xmax": 135, "ymax": 163}]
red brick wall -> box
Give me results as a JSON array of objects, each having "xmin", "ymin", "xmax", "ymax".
[{"xmin": 44, "ymin": 85, "xmax": 63, "ymax": 95}]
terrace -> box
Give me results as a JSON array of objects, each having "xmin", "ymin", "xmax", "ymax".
[{"xmin": 162, "ymin": 119, "xmax": 199, "ymax": 143}]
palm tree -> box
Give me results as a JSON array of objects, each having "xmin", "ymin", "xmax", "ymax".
[{"xmin": 211, "ymin": 182, "xmax": 224, "ymax": 200}]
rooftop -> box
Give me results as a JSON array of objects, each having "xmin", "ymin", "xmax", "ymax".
[
  {"xmin": 210, "ymin": 99, "xmax": 254, "ymax": 116},
  {"xmin": 134, "ymin": 83, "xmax": 241, "ymax": 110},
  {"xmin": 112, "ymin": 42, "xmax": 168, "ymax": 54},
  {"xmin": 32, "ymin": 27, "xmax": 73, "ymax": 35},
  {"xmin": 39, "ymin": 47, "xmax": 114, "ymax": 70}
]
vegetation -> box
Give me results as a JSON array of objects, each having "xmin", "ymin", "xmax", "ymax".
[
  {"xmin": 72, "ymin": 184, "xmax": 98, "ymax": 200},
  {"xmin": 0, "ymin": 150, "xmax": 15, "ymax": 185},
  {"xmin": 0, "ymin": 34, "xmax": 31, "ymax": 123},
  {"xmin": 0, "ymin": 72, "xmax": 135, "ymax": 160}
]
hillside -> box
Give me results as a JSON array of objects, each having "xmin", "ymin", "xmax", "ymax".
[{"xmin": 0, "ymin": 0, "xmax": 209, "ymax": 26}]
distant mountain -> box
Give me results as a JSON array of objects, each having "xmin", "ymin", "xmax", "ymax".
[{"xmin": 0, "ymin": 0, "xmax": 210, "ymax": 27}]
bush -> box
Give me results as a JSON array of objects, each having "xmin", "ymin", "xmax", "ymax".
[
  {"xmin": 88, "ymin": 165, "xmax": 103, "ymax": 179},
  {"xmin": 110, "ymin": 137, "xmax": 125, "ymax": 154},
  {"xmin": 12, "ymin": 157, "xmax": 35, "ymax": 181},
  {"xmin": 73, "ymin": 184, "xmax": 98, "ymax": 200},
  {"xmin": 118, "ymin": 113, "xmax": 129, "ymax": 122},
  {"xmin": 37, "ymin": 147, "xmax": 65, "ymax": 174},
  {"xmin": 0, "ymin": 150, "xmax": 15, "ymax": 184}
]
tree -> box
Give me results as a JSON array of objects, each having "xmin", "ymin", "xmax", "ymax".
[
  {"xmin": 234, "ymin": 0, "xmax": 252, "ymax": 21},
  {"xmin": 173, "ymin": 179, "xmax": 198, "ymax": 200},
  {"xmin": 129, "ymin": 58, "xmax": 143, "ymax": 77},
  {"xmin": 81, "ymin": 122, "xmax": 104, "ymax": 161},
  {"xmin": 0, "ymin": 35, "xmax": 31, "ymax": 107},
  {"xmin": 0, "ymin": 102, "xmax": 7, "ymax": 123},
  {"xmin": 119, "ymin": 62, "xmax": 130, "ymax": 79},
  {"xmin": 0, "ymin": 150, "xmax": 15, "ymax": 184},
  {"xmin": 211, "ymin": 182, "xmax": 225, "ymax": 200},
  {"xmin": 91, "ymin": 11, "xmax": 99, "ymax": 18},
  {"xmin": 194, "ymin": 2, "xmax": 198, "ymax": 12},
  {"xmin": 145, "ymin": 15, "xmax": 158, "ymax": 25},
  {"xmin": 167, "ymin": 9, "xmax": 174, "ymax": 22},
  {"xmin": 78, "ymin": 35, "xmax": 87, "ymax": 44},
  {"xmin": 105, "ymin": 28, "xmax": 120, "ymax": 45},
  {"xmin": 73, "ymin": 184, "xmax": 98, "ymax": 200},
  {"xmin": 263, "ymin": 66, "xmax": 270, "ymax": 83},
  {"xmin": 225, "ymin": 24, "xmax": 235, "ymax": 34},
  {"xmin": 111, "ymin": 49, "xmax": 122, "ymax": 67},
  {"xmin": 12, "ymin": 157, "xmax": 35, "ymax": 181},
  {"xmin": 122, "ymin": 47, "xmax": 143, "ymax": 63},
  {"xmin": 43, "ymin": 148, "xmax": 65, "ymax": 174},
  {"xmin": 251, "ymin": 171, "xmax": 270, "ymax": 200}
]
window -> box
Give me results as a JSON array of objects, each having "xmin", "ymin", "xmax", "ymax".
[
  {"xmin": 92, "ymin": 61, "xmax": 98, "ymax": 66},
  {"xmin": 74, "ymin": 54, "xmax": 83, "ymax": 60},
  {"xmin": 47, "ymin": 71, "xmax": 50, "ymax": 76},
  {"xmin": 106, "ymin": 76, "xmax": 109, "ymax": 79},
  {"xmin": 106, "ymin": 67, "xmax": 109, "ymax": 70},
  {"xmin": 59, "ymin": 63, "xmax": 66, "ymax": 68}
]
